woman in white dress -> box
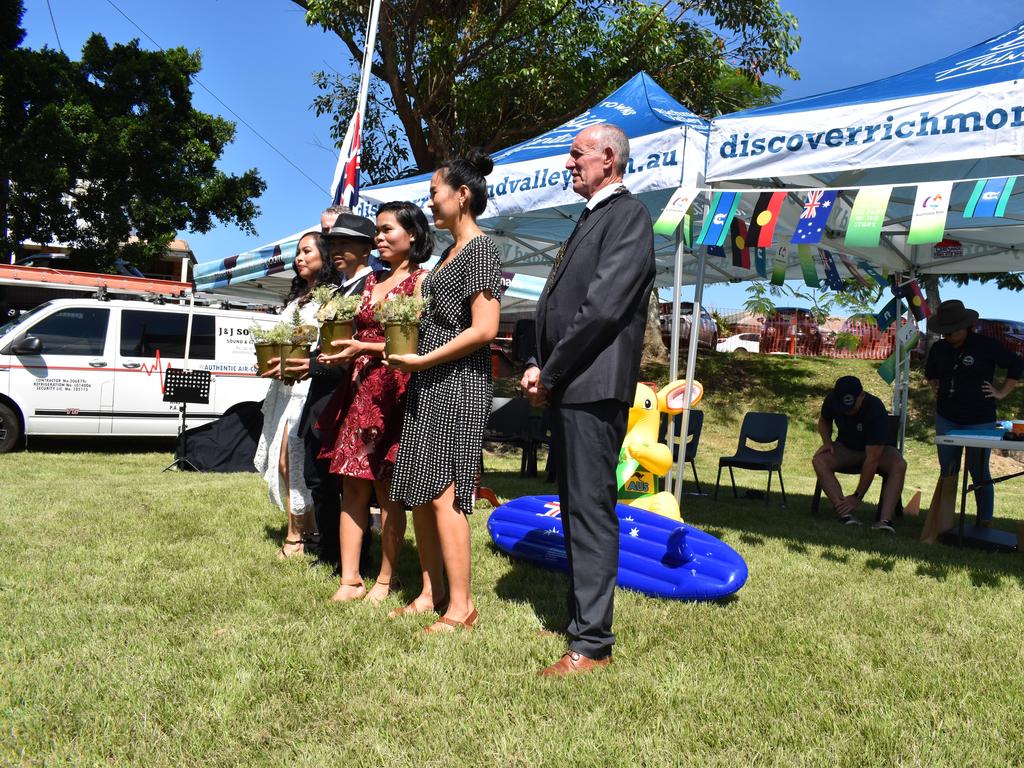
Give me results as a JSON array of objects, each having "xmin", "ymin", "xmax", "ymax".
[{"xmin": 254, "ymin": 232, "xmax": 339, "ymax": 558}]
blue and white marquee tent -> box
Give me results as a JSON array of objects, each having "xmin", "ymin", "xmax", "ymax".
[
  {"xmin": 194, "ymin": 73, "xmax": 710, "ymax": 302},
  {"xmin": 704, "ymin": 19, "xmax": 1024, "ymax": 278}
]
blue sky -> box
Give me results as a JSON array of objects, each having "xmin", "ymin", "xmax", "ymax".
[{"xmin": 21, "ymin": 0, "xmax": 1024, "ymax": 319}]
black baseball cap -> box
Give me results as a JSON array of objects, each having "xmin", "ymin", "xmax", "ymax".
[
  {"xmin": 832, "ymin": 376, "xmax": 863, "ymax": 411},
  {"xmin": 323, "ymin": 212, "xmax": 375, "ymax": 242}
]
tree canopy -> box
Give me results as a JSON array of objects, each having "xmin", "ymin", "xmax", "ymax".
[
  {"xmin": 296, "ymin": 0, "xmax": 799, "ymax": 180},
  {"xmin": 0, "ymin": 1, "xmax": 265, "ymax": 270}
]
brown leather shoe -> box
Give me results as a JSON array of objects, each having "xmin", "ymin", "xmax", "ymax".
[{"xmin": 539, "ymin": 651, "xmax": 612, "ymax": 677}]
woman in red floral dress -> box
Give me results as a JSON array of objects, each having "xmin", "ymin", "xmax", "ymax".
[{"xmin": 316, "ymin": 202, "xmax": 433, "ymax": 603}]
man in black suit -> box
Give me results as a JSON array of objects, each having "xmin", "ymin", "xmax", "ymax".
[
  {"xmin": 300, "ymin": 211, "xmax": 377, "ymax": 568},
  {"xmin": 521, "ymin": 123, "xmax": 655, "ymax": 677}
]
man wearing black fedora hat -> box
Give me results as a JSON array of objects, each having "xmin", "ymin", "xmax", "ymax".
[
  {"xmin": 299, "ymin": 210, "xmax": 379, "ymax": 568},
  {"xmin": 924, "ymin": 299, "xmax": 1023, "ymax": 530}
]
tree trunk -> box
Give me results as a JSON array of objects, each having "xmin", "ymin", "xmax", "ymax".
[{"xmin": 642, "ymin": 289, "xmax": 668, "ymax": 367}]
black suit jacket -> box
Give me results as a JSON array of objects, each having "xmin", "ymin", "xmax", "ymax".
[
  {"xmin": 298, "ymin": 271, "xmax": 372, "ymax": 438},
  {"xmin": 534, "ymin": 190, "xmax": 655, "ymax": 405}
]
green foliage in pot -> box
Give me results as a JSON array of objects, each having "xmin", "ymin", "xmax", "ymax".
[
  {"xmin": 374, "ymin": 294, "xmax": 425, "ymax": 327},
  {"xmin": 311, "ymin": 285, "xmax": 362, "ymax": 323},
  {"xmin": 249, "ymin": 324, "xmax": 273, "ymax": 344}
]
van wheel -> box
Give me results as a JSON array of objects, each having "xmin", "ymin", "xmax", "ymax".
[{"xmin": 0, "ymin": 403, "xmax": 22, "ymax": 453}]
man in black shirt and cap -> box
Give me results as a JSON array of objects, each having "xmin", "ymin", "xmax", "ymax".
[{"xmin": 813, "ymin": 375, "xmax": 906, "ymax": 531}]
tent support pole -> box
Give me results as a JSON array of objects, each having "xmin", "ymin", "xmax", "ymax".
[
  {"xmin": 666, "ymin": 228, "xmax": 685, "ymax": 492},
  {"xmin": 675, "ymin": 248, "xmax": 705, "ymax": 509}
]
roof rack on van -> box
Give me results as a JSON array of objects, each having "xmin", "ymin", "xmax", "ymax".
[{"xmin": 1, "ymin": 263, "xmax": 191, "ymax": 299}]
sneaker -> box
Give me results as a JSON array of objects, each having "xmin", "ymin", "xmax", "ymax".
[
  {"xmin": 839, "ymin": 513, "xmax": 861, "ymax": 526},
  {"xmin": 871, "ymin": 519, "xmax": 895, "ymax": 533}
]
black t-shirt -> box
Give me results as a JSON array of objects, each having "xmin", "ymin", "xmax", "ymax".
[
  {"xmin": 821, "ymin": 392, "xmax": 889, "ymax": 452},
  {"xmin": 925, "ymin": 333, "xmax": 1024, "ymax": 425}
]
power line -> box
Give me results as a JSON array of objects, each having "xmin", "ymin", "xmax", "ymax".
[
  {"xmin": 46, "ymin": 0, "xmax": 64, "ymax": 52},
  {"xmin": 102, "ymin": 0, "xmax": 330, "ymax": 197}
]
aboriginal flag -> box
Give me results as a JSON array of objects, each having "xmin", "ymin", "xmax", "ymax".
[
  {"xmin": 894, "ymin": 279, "xmax": 931, "ymax": 321},
  {"xmin": 730, "ymin": 218, "xmax": 750, "ymax": 269},
  {"xmin": 746, "ymin": 191, "xmax": 786, "ymax": 247}
]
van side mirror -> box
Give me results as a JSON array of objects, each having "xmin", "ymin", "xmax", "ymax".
[{"xmin": 12, "ymin": 336, "xmax": 42, "ymax": 355}]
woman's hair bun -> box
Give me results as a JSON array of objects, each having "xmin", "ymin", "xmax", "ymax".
[{"xmin": 465, "ymin": 147, "xmax": 494, "ymax": 177}]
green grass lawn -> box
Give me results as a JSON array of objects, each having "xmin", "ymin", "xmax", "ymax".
[{"xmin": 3, "ymin": 354, "xmax": 1024, "ymax": 766}]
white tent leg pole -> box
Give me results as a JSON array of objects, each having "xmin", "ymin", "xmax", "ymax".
[
  {"xmin": 675, "ymin": 249, "xmax": 706, "ymax": 510},
  {"xmin": 666, "ymin": 228, "xmax": 685, "ymax": 492}
]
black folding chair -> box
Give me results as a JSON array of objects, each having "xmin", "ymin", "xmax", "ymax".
[
  {"xmin": 659, "ymin": 410, "xmax": 704, "ymax": 494},
  {"xmin": 484, "ymin": 397, "xmax": 547, "ymax": 478},
  {"xmin": 714, "ymin": 412, "xmax": 788, "ymax": 506}
]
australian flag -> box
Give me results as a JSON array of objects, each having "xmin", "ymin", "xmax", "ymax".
[
  {"xmin": 791, "ymin": 190, "xmax": 838, "ymax": 244},
  {"xmin": 331, "ymin": 111, "xmax": 361, "ymax": 207}
]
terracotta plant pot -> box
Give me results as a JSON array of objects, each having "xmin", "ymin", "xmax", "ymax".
[
  {"xmin": 384, "ymin": 323, "xmax": 419, "ymax": 358},
  {"xmin": 254, "ymin": 343, "xmax": 278, "ymax": 376},
  {"xmin": 278, "ymin": 343, "xmax": 312, "ymax": 381},
  {"xmin": 318, "ymin": 319, "xmax": 353, "ymax": 352}
]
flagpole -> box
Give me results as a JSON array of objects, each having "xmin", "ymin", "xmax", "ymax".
[{"xmin": 355, "ymin": 0, "xmax": 382, "ymax": 140}]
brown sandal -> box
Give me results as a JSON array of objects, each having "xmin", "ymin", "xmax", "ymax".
[
  {"xmin": 276, "ymin": 538, "xmax": 305, "ymax": 560},
  {"xmin": 387, "ymin": 593, "xmax": 448, "ymax": 619},
  {"xmin": 422, "ymin": 608, "xmax": 478, "ymax": 635}
]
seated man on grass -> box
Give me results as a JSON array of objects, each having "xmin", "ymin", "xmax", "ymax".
[{"xmin": 812, "ymin": 375, "xmax": 906, "ymax": 532}]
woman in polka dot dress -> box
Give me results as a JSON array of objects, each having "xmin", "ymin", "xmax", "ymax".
[{"xmin": 387, "ymin": 149, "xmax": 504, "ymax": 634}]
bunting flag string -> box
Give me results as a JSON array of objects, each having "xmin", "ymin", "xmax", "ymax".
[
  {"xmin": 746, "ymin": 191, "xmax": 787, "ymax": 247},
  {"xmin": 964, "ymin": 176, "xmax": 1016, "ymax": 218},
  {"xmin": 771, "ymin": 247, "xmax": 787, "ymax": 286},
  {"xmin": 858, "ymin": 260, "xmax": 889, "ymax": 289},
  {"xmin": 730, "ymin": 218, "xmax": 751, "ymax": 269},
  {"xmin": 876, "ymin": 297, "xmax": 900, "ymax": 331},
  {"xmin": 791, "ymin": 190, "xmax": 838, "ymax": 244},
  {"xmin": 893, "ymin": 279, "xmax": 931, "ymax": 321},
  {"xmin": 818, "ymin": 249, "xmax": 845, "ymax": 291},
  {"xmin": 653, "ymin": 185, "xmax": 699, "ymax": 237},
  {"xmin": 878, "ymin": 329, "xmax": 920, "ymax": 384},
  {"xmin": 836, "ymin": 252, "xmax": 870, "ymax": 288},
  {"xmin": 907, "ymin": 181, "xmax": 953, "ymax": 244},
  {"xmin": 797, "ymin": 244, "xmax": 819, "ymax": 287},
  {"xmin": 694, "ymin": 192, "xmax": 740, "ymax": 246},
  {"xmin": 754, "ymin": 247, "xmax": 767, "ymax": 278},
  {"xmin": 844, "ymin": 186, "xmax": 892, "ymax": 247}
]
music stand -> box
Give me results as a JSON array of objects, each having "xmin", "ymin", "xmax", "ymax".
[{"xmin": 162, "ymin": 368, "xmax": 211, "ymax": 472}]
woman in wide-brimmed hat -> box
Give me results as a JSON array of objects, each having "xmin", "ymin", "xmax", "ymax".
[{"xmin": 924, "ymin": 300, "xmax": 1023, "ymax": 527}]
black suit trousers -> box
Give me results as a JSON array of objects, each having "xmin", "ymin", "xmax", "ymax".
[{"xmin": 552, "ymin": 398, "xmax": 628, "ymax": 659}]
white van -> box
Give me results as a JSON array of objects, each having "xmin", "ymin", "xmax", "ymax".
[{"xmin": 0, "ymin": 297, "xmax": 276, "ymax": 452}]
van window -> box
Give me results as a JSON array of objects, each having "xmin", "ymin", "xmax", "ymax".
[
  {"xmin": 24, "ymin": 307, "xmax": 109, "ymax": 355},
  {"xmin": 120, "ymin": 310, "xmax": 216, "ymax": 359}
]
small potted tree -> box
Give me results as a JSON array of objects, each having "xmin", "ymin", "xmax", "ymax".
[
  {"xmin": 278, "ymin": 307, "xmax": 319, "ymax": 382},
  {"xmin": 375, "ymin": 295, "xmax": 425, "ymax": 358},
  {"xmin": 311, "ymin": 285, "xmax": 362, "ymax": 351},
  {"xmin": 251, "ymin": 323, "xmax": 282, "ymax": 375}
]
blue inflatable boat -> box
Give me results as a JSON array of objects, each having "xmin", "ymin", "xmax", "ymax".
[{"xmin": 487, "ymin": 495, "xmax": 747, "ymax": 601}]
